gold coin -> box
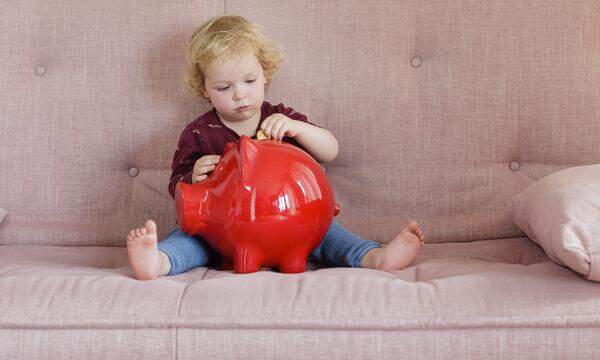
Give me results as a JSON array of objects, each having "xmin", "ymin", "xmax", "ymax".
[{"xmin": 256, "ymin": 130, "xmax": 267, "ymax": 140}]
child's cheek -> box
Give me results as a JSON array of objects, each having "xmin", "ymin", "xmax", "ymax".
[
  {"xmin": 251, "ymin": 85, "xmax": 265, "ymax": 99},
  {"xmin": 211, "ymin": 94, "xmax": 230, "ymax": 109}
]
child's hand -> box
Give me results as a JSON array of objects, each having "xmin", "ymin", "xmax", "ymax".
[
  {"xmin": 192, "ymin": 155, "xmax": 221, "ymax": 184},
  {"xmin": 260, "ymin": 114, "xmax": 302, "ymax": 141}
]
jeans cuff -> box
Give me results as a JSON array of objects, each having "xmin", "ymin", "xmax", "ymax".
[
  {"xmin": 157, "ymin": 248, "xmax": 178, "ymax": 276},
  {"xmin": 350, "ymin": 241, "xmax": 382, "ymax": 268}
]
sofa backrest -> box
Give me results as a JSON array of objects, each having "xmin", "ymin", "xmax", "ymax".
[{"xmin": 1, "ymin": 1, "xmax": 599, "ymax": 246}]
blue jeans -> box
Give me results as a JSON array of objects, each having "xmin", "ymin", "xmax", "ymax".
[{"xmin": 157, "ymin": 219, "xmax": 381, "ymax": 275}]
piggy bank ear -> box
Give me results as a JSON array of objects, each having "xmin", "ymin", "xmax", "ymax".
[{"xmin": 238, "ymin": 136, "xmax": 259, "ymax": 184}]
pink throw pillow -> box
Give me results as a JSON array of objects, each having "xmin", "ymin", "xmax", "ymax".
[{"xmin": 509, "ymin": 164, "xmax": 600, "ymax": 281}]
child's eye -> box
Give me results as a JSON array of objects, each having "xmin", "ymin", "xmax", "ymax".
[
  {"xmin": 217, "ymin": 86, "xmax": 229, "ymax": 91},
  {"xmin": 246, "ymin": 79, "xmax": 256, "ymax": 83}
]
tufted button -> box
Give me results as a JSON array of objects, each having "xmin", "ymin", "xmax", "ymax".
[
  {"xmin": 509, "ymin": 161, "xmax": 521, "ymax": 171},
  {"xmin": 35, "ymin": 65, "xmax": 46, "ymax": 76},
  {"xmin": 128, "ymin": 166, "xmax": 139, "ymax": 177},
  {"xmin": 410, "ymin": 56, "xmax": 422, "ymax": 68}
]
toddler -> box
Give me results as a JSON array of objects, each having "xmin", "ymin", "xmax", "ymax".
[{"xmin": 127, "ymin": 15, "xmax": 425, "ymax": 280}]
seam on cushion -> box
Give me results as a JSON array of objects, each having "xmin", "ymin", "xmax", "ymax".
[
  {"xmin": 3, "ymin": 322, "xmax": 600, "ymax": 331},
  {"xmin": 4, "ymin": 314, "xmax": 600, "ymax": 330},
  {"xmin": 175, "ymin": 269, "xmax": 209, "ymax": 317},
  {"xmin": 176, "ymin": 284, "xmax": 190, "ymax": 313},
  {"xmin": 172, "ymin": 268, "xmax": 209, "ymax": 359},
  {"xmin": 175, "ymin": 322, "xmax": 178, "ymax": 360},
  {"xmin": 175, "ymin": 280, "xmax": 193, "ymax": 360}
]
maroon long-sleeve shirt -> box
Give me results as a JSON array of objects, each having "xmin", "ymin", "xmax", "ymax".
[{"xmin": 168, "ymin": 101, "xmax": 317, "ymax": 198}]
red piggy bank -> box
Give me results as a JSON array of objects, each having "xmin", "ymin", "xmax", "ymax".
[{"xmin": 175, "ymin": 135, "xmax": 339, "ymax": 274}]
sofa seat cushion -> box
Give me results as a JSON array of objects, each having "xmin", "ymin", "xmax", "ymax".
[
  {"xmin": 0, "ymin": 246, "xmax": 185, "ymax": 328},
  {"xmin": 1, "ymin": 238, "xmax": 600, "ymax": 331},
  {"xmin": 179, "ymin": 239, "xmax": 600, "ymax": 331}
]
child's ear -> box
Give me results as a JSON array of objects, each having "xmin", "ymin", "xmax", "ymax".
[
  {"xmin": 201, "ymin": 88, "xmax": 210, "ymax": 100},
  {"xmin": 200, "ymin": 90, "xmax": 211, "ymax": 103}
]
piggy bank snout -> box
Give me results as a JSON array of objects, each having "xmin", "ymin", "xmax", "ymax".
[{"xmin": 175, "ymin": 182, "xmax": 208, "ymax": 235}]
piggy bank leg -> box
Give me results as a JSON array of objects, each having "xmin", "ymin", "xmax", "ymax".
[
  {"xmin": 278, "ymin": 252, "xmax": 309, "ymax": 273},
  {"xmin": 233, "ymin": 247, "xmax": 263, "ymax": 274},
  {"xmin": 220, "ymin": 257, "xmax": 234, "ymax": 271}
]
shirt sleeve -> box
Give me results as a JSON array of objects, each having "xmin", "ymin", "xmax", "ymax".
[
  {"xmin": 168, "ymin": 125, "xmax": 205, "ymax": 198},
  {"xmin": 273, "ymin": 102, "xmax": 319, "ymax": 127}
]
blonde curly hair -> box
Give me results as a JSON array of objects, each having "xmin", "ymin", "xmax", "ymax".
[{"xmin": 185, "ymin": 15, "xmax": 283, "ymax": 101}]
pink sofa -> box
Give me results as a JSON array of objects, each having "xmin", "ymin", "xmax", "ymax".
[{"xmin": 2, "ymin": 1, "xmax": 600, "ymax": 358}]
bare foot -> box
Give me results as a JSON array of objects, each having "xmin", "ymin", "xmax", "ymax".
[
  {"xmin": 126, "ymin": 220, "xmax": 171, "ymax": 280},
  {"xmin": 360, "ymin": 221, "xmax": 425, "ymax": 271}
]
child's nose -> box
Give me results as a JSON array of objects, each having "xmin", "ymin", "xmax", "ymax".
[{"xmin": 233, "ymin": 87, "xmax": 246, "ymax": 100}]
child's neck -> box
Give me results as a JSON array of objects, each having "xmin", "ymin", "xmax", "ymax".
[{"xmin": 218, "ymin": 110, "xmax": 261, "ymax": 137}]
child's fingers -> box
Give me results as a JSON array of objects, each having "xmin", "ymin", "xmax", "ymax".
[
  {"xmin": 198, "ymin": 156, "xmax": 220, "ymax": 166},
  {"xmin": 262, "ymin": 118, "xmax": 278, "ymax": 138},
  {"xmin": 194, "ymin": 174, "xmax": 208, "ymax": 183},
  {"xmin": 276, "ymin": 124, "xmax": 288, "ymax": 140},
  {"xmin": 271, "ymin": 120, "xmax": 288, "ymax": 140},
  {"xmin": 270, "ymin": 121, "xmax": 283, "ymax": 140},
  {"xmin": 198, "ymin": 164, "xmax": 216, "ymax": 174},
  {"xmin": 262, "ymin": 123, "xmax": 273, "ymax": 138}
]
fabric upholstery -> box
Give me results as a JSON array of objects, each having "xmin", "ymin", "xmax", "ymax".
[
  {"xmin": 2, "ymin": 240, "xmax": 600, "ymax": 359},
  {"xmin": 510, "ymin": 164, "xmax": 600, "ymax": 281},
  {"xmin": 1, "ymin": 0, "xmax": 599, "ymax": 246}
]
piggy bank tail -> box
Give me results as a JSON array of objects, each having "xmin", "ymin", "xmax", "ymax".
[{"xmin": 334, "ymin": 203, "xmax": 341, "ymax": 216}]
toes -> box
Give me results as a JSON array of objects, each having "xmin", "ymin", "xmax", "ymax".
[
  {"xmin": 406, "ymin": 221, "xmax": 425, "ymax": 239},
  {"xmin": 145, "ymin": 220, "xmax": 157, "ymax": 235},
  {"xmin": 128, "ymin": 221, "xmax": 157, "ymax": 241},
  {"xmin": 406, "ymin": 221, "xmax": 419, "ymax": 231}
]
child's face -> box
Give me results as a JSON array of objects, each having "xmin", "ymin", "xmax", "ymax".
[{"xmin": 201, "ymin": 51, "xmax": 267, "ymax": 123}]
